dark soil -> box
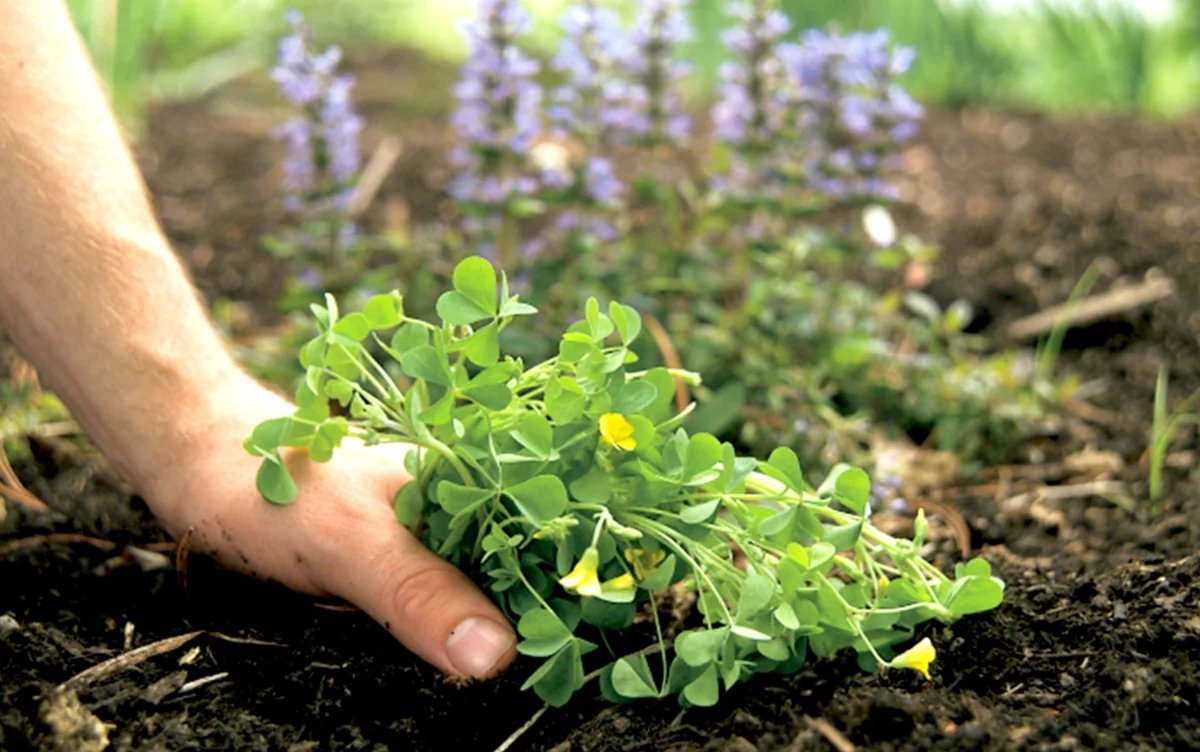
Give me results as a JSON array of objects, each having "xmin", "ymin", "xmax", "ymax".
[{"xmin": 3, "ymin": 54, "xmax": 1199, "ymax": 750}]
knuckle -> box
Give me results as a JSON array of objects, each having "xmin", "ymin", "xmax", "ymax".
[{"xmin": 383, "ymin": 558, "xmax": 461, "ymax": 628}]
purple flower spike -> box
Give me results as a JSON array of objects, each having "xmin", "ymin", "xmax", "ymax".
[
  {"xmin": 449, "ymin": 0, "xmax": 544, "ymax": 209},
  {"xmin": 780, "ymin": 28, "xmax": 923, "ymax": 202},
  {"xmin": 614, "ymin": 0, "xmax": 693, "ymax": 144},
  {"xmin": 272, "ymin": 10, "xmax": 363, "ymax": 228},
  {"xmin": 712, "ymin": 0, "xmax": 792, "ymax": 152}
]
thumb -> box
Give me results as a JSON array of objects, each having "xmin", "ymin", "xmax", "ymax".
[{"xmin": 316, "ymin": 499, "xmax": 517, "ymax": 679}]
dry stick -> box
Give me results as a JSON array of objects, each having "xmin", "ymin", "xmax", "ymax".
[
  {"xmin": 803, "ymin": 715, "xmax": 857, "ymax": 752},
  {"xmin": 175, "ymin": 527, "xmax": 193, "ymax": 603},
  {"xmin": 177, "ymin": 672, "xmax": 230, "ymax": 694},
  {"xmin": 0, "ymin": 533, "xmax": 118, "ymax": 557},
  {"xmin": 643, "ymin": 313, "xmax": 690, "ymax": 412},
  {"xmin": 347, "ymin": 136, "xmax": 404, "ymax": 218},
  {"xmin": 911, "ymin": 496, "xmax": 972, "ymax": 558},
  {"xmin": 63, "ymin": 631, "xmax": 203, "ymax": 689},
  {"xmin": 0, "ymin": 444, "xmax": 49, "ymax": 512},
  {"xmin": 1007, "ymin": 276, "xmax": 1176, "ymax": 341}
]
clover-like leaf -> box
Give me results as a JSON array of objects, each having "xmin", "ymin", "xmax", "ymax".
[{"xmin": 505, "ymin": 475, "xmax": 569, "ymax": 526}]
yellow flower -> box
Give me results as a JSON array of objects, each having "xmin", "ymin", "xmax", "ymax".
[
  {"xmin": 603, "ymin": 572, "xmax": 636, "ymax": 593},
  {"xmin": 623, "ymin": 548, "xmax": 666, "ymax": 580},
  {"xmin": 599, "ymin": 413, "xmax": 637, "ymax": 451},
  {"xmin": 559, "ymin": 546, "xmax": 601, "ymax": 597},
  {"xmin": 878, "ymin": 575, "xmax": 890, "ymax": 591},
  {"xmin": 890, "ymin": 637, "xmax": 936, "ymax": 681}
]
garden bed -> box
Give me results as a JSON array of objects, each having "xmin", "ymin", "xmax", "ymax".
[{"xmin": 2, "ymin": 67, "xmax": 1199, "ymax": 749}]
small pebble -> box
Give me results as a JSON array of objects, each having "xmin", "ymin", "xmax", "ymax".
[{"xmin": 0, "ymin": 614, "xmax": 20, "ymax": 634}]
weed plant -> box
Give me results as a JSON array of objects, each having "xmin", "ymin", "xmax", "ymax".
[{"xmin": 247, "ymin": 257, "xmax": 1004, "ymax": 706}]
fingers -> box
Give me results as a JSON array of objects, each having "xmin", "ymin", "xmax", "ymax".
[{"xmin": 310, "ymin": 498, "xmax": 517, "ymax": 679}]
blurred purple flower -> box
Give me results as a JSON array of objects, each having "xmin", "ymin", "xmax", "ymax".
[
  {"xmin": 449, "ymin": 0, "xmax": 544, "ymax": 208},
  {"xmin": 779, "ymin": 28, "xmax": 923, "ymax": 201},
  {"xmin": 611, "ymin": 0, "xmax": 692, "ymax": 143},
  {"xmin": 272, "ymin": 10, "xmax": 363, "ymax": 223},
  {"xmin": 549, "ymin": 2, "xmax": 628, "ymax": 141},
  {"xmin": 712, "ymin": 1, "xmax": 792, "ymax": 151}
]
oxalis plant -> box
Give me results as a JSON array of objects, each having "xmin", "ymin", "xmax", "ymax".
[{"xmin": 244, "ymin": 256, "xmax": 1004, "ymax": 707}]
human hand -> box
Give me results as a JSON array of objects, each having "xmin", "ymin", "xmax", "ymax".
[{"xmin": 140, "ymin": 379, "xmax": 517, "ymax": 680}]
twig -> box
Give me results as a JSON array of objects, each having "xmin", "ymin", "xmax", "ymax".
[
  {"xmin": 63, "ymin": 631, "xmax": 203, "ymax": 689},
  {"xmin": 1007, "ymin": 276, "xmax": 1175, "ymax": 340},
  {"xmin": 0, "ymin": 533, "xmax": 118, "ymax": 557},
  {"xmin": 0, "ymin": 444, "xmax": 50, "ymax": 512},
  {"xmin": 207, "ymin": 632, "xmax": 288, "ymax": 648},
  {"xmin": 643, "ymin": 313, "xmax": 689, "ymax": 412},
  {"xmin": 803, "ymin": 716, "xmax": 856, "ymax": 752},
  {"xmin": 1036, "ymin": 480, "xmax": 1129, "ymax": 502},
  {"xmin": 175, "ymin": 527, "xmax": 192, "ymax": 601},
  {"xmin": 177, "ymin": 672, "xmax": 230, "ymax": 694},
  {"xmin": 493, "ymin": 705, "xmax": 549, "ymax": 752},
  {"xmin": 912, "ymin": 496, "xmax": 972, "ymax": 558},
  {"xmin": 348, "ymin": 136, "xmax": 403, "ymax": 217}
]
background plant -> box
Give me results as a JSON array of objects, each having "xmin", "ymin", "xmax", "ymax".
[
  {"xmin": 246, "ymin": 257, "xmax": 1004, "ymax": 707},
  {"xmin": 433, "ymin": 0, "xmax": 1069, "ymax": 476}
]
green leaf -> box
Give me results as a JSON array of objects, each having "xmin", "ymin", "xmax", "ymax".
[
  {"xmin": 766, "ymin": 447, "xmax": 805, "ymax": 491},
  {"xmin": 612, "ymin": 380, "xmax": 658, "ymax": 414},
  {"xmin": 332, "ymin": 312, "xmax": 371, "ymax": 341},
  {"xmin": 546, "ymin": 377, "xmax": 587, "ymax": 423},
  {"xmin": 823, "ymin": 521, "xmax": 863, "ymax": 552},
  {"xmin": 608, "ymin": 302, "xmax": 642, "ymax": 344},
  {"xmin": 819, "ymin": 464, "xmax": 871, "ymax": 515},
  {"xmin": 611, "ymin": 654, "xmax": 659, "ymax": 699},
  {"xmin": 390, "ymin": 323, "xmax": 429, "ymax": 355},
  {"xmin": 758, "ymin": 638, "xmax": 790, "ymax": 661},
  {"xmin": 244, "ymin": 417, "xmax": 289, "ymax": 455},
  {"xmin": 256, "ymin": 453, "xmax": 297, "ymax": 504},
  {"xmin": 944, "ymin": 576, "xmax": 1005, "ymax": 617},
  {"xmin": 437, "ymin": 482, "xmax": 493, "ymax": 515},
  {"xmin": 759, "ymin": 506, "xmax": 797, "ymax": 537},
  {"xmin": 417, "ymin": 391, "xmax": 455, "ymax": 425},
  {"xmin": 640, "ymin": 368, "xmax": 677, "ymax": 422},
  {"xmin": 639, "ymin": 554, "xmax": 676, "ymax": 592},
  {"xmin": 362, "ymin": 293, "xmax": 403, "ymax": 329},
  {"xmin": 516, "ymin": 608, "xmax": 573, "ymax": 657},
  {"xmin": 581, "ymin": 598, "xmax": 635, "ymax": 629},
  {"xmin": 436, "ymin": 291, "xmax": 493, "ymax": 326},
  {"xmin": 520, "ymin": 646, "xmax": 579, "ymax": 707},
  {"xmin": 808, "ymin": 542, "xmax": 837, "ymax": 570},
  {"xmin": 505, "ymin": 475, "xmax": 569, "ymax": 525},
  {"xmin": 393, "ymin": 483, "xmax": 423, "ymax": 530},
  {"xmin": 568, "ymin": 466, "xmax": 611, "ymax": 504},
  {"xmin": 462, "ymin": 322, "xmax": 500, "ymax": 366},
  {"xmin": 498, "ymin": 298, "xmax": 537, "ymax": 317},
  {"xmin": 680, "ymin": 499, "xmax": 721, "ymax": 524},
  {"xmin": 675, "ymin": 627, "xmax": 728, "ymax": 667},
  {"xmin": 737, "ymin": 572, "xmax": 775, "ymax": 620},
  {"xmin": 682, "ymin": 664, "xmax": 720, "ymax": 707},
  {"xmin": 400, "ymin": 345, "xmax": 452, "ymax": 386},
  {"xmin": 585, "ymin": 297, "xmax": 614, "ymax": 340},
  {"xmin": 773, "ymin": 602, "xmax": 800, "ymax": 630},
  {"xmin": 730, "ymin": 625, "xmax": 772, "ymax": 641},
  {"xmin": 512, "ymin": 413, "xmax": 554, "ymax": 459},
  {"xmin": 453, "ymin": 256, "xmax": 498, "ymax": 315},
  {"xmin": 461, "ymin": 382, "xmax": 512, "ymax": 410},
  {"xmin": 684, "ymin": 433, "xmax": 723, "ymax": 484}
]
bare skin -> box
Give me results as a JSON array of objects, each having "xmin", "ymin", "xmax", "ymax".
[{"xmin": 0, "ymin": 1, "xmax": 516, "ymax": 679}]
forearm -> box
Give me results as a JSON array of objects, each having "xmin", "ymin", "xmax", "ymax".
[{"xmin": 0, "ymin": 2, "xmax": 261, "ymax": 497}]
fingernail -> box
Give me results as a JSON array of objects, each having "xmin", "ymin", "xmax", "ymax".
[{"xmin": 446, "ymin": 617, "xmax": 515, "ymax": 679}]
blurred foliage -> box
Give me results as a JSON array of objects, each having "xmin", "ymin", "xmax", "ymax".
[{"xmin": 65, "ymin": 0, "xmax": 1200, "ymax": 130}]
